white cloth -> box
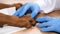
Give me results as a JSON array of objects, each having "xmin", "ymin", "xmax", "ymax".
[
  {"xmin": 0, "ymin": 7, "xmax": 16, "ymax": 15},
  {"xmin": 0, "ymin": 25, "xmax": 26, "ymax": 34},
  {"xmin": 34, "ymin": 0, "xmax": 56, "ymax": 13},
  {"xmin": 0, "ymin": 0, "xmax": 58, "ymax": 13}
]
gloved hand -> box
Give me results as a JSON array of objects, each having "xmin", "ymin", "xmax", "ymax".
[
  {"xmin": 36, "ymin": 16, "xmax": 60, "ymax": 33},
  {"xmin": 13, "ymin": 2, "xmax": 40, "ymax": 18}
]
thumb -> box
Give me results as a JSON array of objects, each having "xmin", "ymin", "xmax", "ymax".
[
  {"xmin": 41, "ymin": 27, "xmax": 53, "ymax": 32},
  {"xmin": 36, "ymin": 16, "xmax": 52, "ymax": 22}
]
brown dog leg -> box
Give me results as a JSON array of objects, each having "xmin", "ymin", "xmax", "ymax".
[{"xmin": 0, "ymin": 13, "xmax": 36, "ymax": 28}]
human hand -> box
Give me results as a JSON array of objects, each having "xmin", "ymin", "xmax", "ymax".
[
  {"xmin": 36, "ymin": 16, "xmax": 60, "ymax": 33},
  {"xmin": 13, "ymin": 2, "xmax": 40, "ymax": 18}
]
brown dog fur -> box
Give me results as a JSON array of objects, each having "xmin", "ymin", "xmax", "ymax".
[
  {"xmin": 0, "ymin": 3, "xmax": 22, "ymax": 9},
  {"xmin": 0, "ymin": 3, "xmax": 59, "ymax": 34},
  {"xmin": 0, "ymin": 13, "xmax": 36, "ymax": 28},
  {"xmin": 0, "ymin": 3, "xmax": 36, "ymax": 28}
]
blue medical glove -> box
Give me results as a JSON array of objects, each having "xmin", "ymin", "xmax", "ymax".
[
  {"xmin": 36, "ymin": 16, "xmax": 60, "ymax": 33},
  {"xmin": 13, "ymin": 2, "xmax": 40, "ymax": 18}
]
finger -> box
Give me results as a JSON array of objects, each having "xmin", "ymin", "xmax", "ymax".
[
  {"xmin": 36, "ymin": 16, "xmax": 52, "ymax": 22},
  {"xmin": 13, "ymin": 6, "xmax": 24, "ymax": 16},
  {"xmin": 37, "ymin": 22, "xmax": 49, "ymax": 28},
  {"xmin": 41, "ymin": 27, "xmax": 53, "ymax": 32},
  {"xmin": 30, "ymin": 4, "xmax": 40, "ymax": 18},
  {"xmin": 19, "ymin": 3, "xmax": 31, "ymax": 17}
]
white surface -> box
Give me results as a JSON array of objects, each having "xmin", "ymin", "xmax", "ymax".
[
  {"xmin": 0, "ymin": 7, "xmax": 16, "ymax": 15},
  {"xmin": 34, "ymin": 0, "xmax": 56, "ymax": 13},
  {"xmin": 0, "ymin": 0, "xmax": 60, "ymax": 13},
  {"xmin": 0, "ymin": 25, "xmax": 26, "ymax": 34}
]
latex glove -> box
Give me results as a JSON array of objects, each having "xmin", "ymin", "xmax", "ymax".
[
  {"xmin": 36, "ymin": 16, "xmax": 60, "ymax": 33},
  {"xmin": 13, "ymin": 2, "xmax": 40, "ymax": 18}
]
